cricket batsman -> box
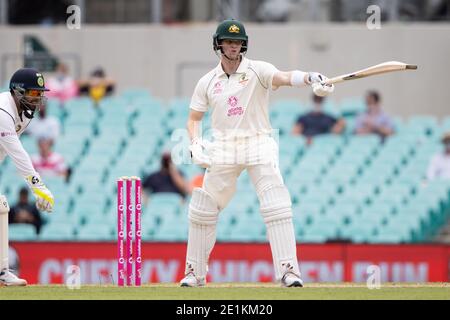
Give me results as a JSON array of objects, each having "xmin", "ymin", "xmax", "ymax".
[
  {"xmin": 0, "ymin": 68, "xmax": 54, "ymax": 286},
  {"xmin": 181, "ymin": 19, "xmax": 334, "ymax": 287}
]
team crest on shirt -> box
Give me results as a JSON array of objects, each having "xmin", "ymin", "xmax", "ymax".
[
  {"xmin": 239, "ymin": 73, "xmax": 249, "ymax": 85},
  {"xmin": 227, "ymin": 96, "xmax": 244, "ymax": 117},
  {"xmin": 213, "ymin": 81, "xmax": 223, "ymax": 94},
  {"xmin": 15, "ymin": 124, "xmax": 22, "ymax": 132}
]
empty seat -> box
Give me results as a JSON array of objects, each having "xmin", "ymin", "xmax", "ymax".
[
  {"xmin": 76, "ymin": 224, "xmax": 113, "ymax": 241},
  {"xmin": 39, "ymin": 223, "xmax": 75, "ymax": 240},
  {"xmin": 9, "ymin": 224, "xmax": 37, "ymax": 241}
]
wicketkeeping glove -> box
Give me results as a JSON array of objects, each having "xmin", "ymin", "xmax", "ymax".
[{"xmin": 25, "ymin": 174, "xmax": 54, "ymax": 213}]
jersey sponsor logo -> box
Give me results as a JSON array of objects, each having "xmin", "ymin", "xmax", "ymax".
[
  {"xmin": 228, "ymin": 25, "xmax": 240, "ymax": 34},
  {"xmin": 228, "ymin": 96, "xmax": 238, "ymax": 107},
  {"xmin": 227, "ymin": 96, "xmax": 244, "ymax": 117},
  {"xmin": 213, "ymin": 81, "xmax": 223, "ymax": 94},
  {"xmin": 0, "ymin": 131, "xmax": 17, "ymax": 137}
]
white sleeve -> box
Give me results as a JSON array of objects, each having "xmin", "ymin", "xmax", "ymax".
[
  {"xmin": 190, "ymin": 78, "xmax": 209, "ymax": 113},
  {"xmin": 0, "ymin": 111, "xmax": 38, "ymax": 178},
  {"xmin": 254, "ymin": 61, "xmax": 279, "ymax": 90}
]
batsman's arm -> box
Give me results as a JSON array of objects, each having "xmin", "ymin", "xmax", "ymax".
[
  {"xmin": 187, "ymin": 110, "xmax": 205, "ymax": 142},
  {"xmin": 272, "ymin": 71, "xmax": 310, "ymax": 90},
  {"xmin": 187, "ymin": 109, "xmax": 211, "ymax": 168}
]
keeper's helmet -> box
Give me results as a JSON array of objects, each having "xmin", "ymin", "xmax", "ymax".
[
  {"xmin": 9, "ymin": 68, "xmax": 49, "ymax": 119},
  {"xmin": 213, "ymin": 19, "xmax": 248, "ymax": 53}
]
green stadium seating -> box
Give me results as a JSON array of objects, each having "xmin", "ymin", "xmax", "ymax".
[
  {"xmin": 39, "ymin": 223, "xmax": 76, "ymax": 241},
  {"xmin": 77, "ymin": 224, "xmax": 113, "ymax": 241},
  {"xmin": 9, "ymin": 224, "xmax": 38, "ymax": 241},
  {"xmin": 152, "ymin": 217, "xmax": 188, "ymax": 241},
  {"xmin": 339, "ymin": 223, "xmax": 377, "ymax": 242},
  {"xmin": 299, "ymin": 233, "xmax": 328, "ymax": 243},
  {"xmin": 6, "ymin": 95, "xmax": 446, "ymax": 244},
  {"xmin": 340, "ymin": 97, "xmax": 365, "ymax": 117}
]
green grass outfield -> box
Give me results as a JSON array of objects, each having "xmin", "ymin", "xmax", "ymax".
[{"xmin": 1, "ymin": 283, "xmax": 449, "ymax": 300}]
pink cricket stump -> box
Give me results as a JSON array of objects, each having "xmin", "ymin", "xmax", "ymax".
[
  {"xmin": 117, "ymin": 179, "xmax": 125, "ymax": 286},
  {"xmin": 134, "ymin": 177, "xmax": 142, "ymax": 286},
  {"xmin": 125, "ymin": 178, "xmax": 133, "ymax": 286}
]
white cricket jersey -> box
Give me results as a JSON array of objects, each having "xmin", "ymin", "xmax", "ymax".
[
  {"xmin": 0, "ymin": 92, "xmax": 38, "ymax": 178},
  {"xmin": 190, "ymin": 57, "xmax": 278, "ymax": 141}
]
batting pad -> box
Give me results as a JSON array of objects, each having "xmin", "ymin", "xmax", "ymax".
[
  {"xmin": 266, "ymin": 217, "xmax": 301, "ymax": 281},
  {"xmin": 185, "ymin": 188, "xmax": 219, "ymax": 279},
  {"xmin": 259, "ymin": 184, "xmax": 293, "ymax": 223},
  {"xmin": 0, "ymin": 195, "xmax": 9, "ymax": 270}
]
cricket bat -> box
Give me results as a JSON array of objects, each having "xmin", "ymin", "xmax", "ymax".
[{"xmin": 324, "ymin": 61, "xmax": 418, "ymax": 85}]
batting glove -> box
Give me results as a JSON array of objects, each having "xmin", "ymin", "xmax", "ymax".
[
  {"xmin": 312, "ymin": 81, "xmax": 334, "ymax": 97},
  {"xmin": 190, "ymin": 138, "xmax": 212, "ymax": 169},
  {"xmin": 25, "ymin": 174, "xmax": 54, "ymax": 213},
  {"xmin": 307, "ymin": 72, "xmax": 327, "ymax": 84},
  {"xmin": 308, "ymin": 72, "xmax": 335, "ymax": 97}
]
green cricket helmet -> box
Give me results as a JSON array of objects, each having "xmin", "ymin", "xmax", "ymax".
[{"xmin": 213, "ymin": 19, "xmax": 248, "ymax": 53}]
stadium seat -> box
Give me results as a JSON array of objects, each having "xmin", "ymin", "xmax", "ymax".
[
  {"xmin": 339, "ymin": 223, "xmax": 377, "ymax": 242},
  {"xmin": 340, "ymin": 100, "xmax": 365, "ymax": 117},
  {"xmin": 152, "ymin": 218, "xmax": 188, "ymax": 241},
  {"xmin": 299, "ymin": 233, "xmax": 328, "ymax": 243},
  {"xmin": 9, "ymin": 224, "xmax": 38, "ymax": 241},
  {"xmin": 39, "ymin": 223, "xmax": 76, "ymax": 241},
  {"xmin": 77, "ymin": 224, "xmax": 114, "ymax": 241},
  {"xmin": 13, "ymin": 91, "xmax": 447, "ymax": 244},
  {"xmin": 303, "ymin": 222, "xmax": 339, "ymax": 240}
]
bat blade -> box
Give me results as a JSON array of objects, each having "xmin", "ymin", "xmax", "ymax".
[{"xmin": 324, "ymin": 61, "xmax": 417, "ymax": 85}]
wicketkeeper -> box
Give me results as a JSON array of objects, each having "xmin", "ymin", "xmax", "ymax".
[
  {"xmin": 181, "ymin": 19, "xmax": 334, "ymax": 287},
  {"xmin": 0, "ymin": 68, "xmax": 54, "ymax": 286}
]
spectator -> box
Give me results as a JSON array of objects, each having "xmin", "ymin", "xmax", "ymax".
[
  {"xmin": 46, "ymin": 63, "xmax": 78, "ymax": 107},
  {"xmin": 26, "ymin": 101, "xmax": 61, "ymax": 142},
  {"xmin": 9, "ymin": 187, "xmax": 43, "ymax": 234},
  {"xmin": 292, "ymin": 94, "xmax": 345, "ymax": 143},
  {"xmin": 426, "ymin": 132, "xmax": 450, "ymax": 181},
  {"xmin": 354, "ymin": 90, "xmax": 395, "ymax": 140},
  {"xmin": 142, "ymin": 153, "xmax": 189, "ymax": 197},
  {"xmin": 31, "ymin": 137, "xmax": 69, "ymax": 180},
  {"xmin": 142, "ymin": 152, "xmax": 189, "ymax": 200},
  {"xmin": 78, "ymin": 67, "xmax": 115, "ymax": 106}
]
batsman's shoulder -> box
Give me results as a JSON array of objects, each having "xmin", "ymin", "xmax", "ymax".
[
  {"xmin": 196, "ymin": 69, "xmax": 218, "ymax": 91},
  {"xmin": 248, "ymin": 60, "xmax": 278, "ymax": 76},
  {"xmin": 250, "ymin": 59, "xmax": 275, "ymax": 69}
]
